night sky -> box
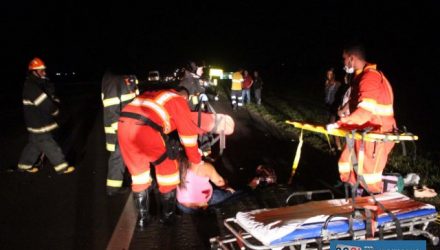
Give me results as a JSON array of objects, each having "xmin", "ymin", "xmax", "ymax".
[
  {"xmin": 2, "ymin": 0, "xmax": 440, "ymax": 147},
  {"xmin": 3, "ymin": 1, "xmax": 440, "ymax": 117},
  {"xmin": 4, "ymin": 1, "xmax": 438, "ymax": 74}
]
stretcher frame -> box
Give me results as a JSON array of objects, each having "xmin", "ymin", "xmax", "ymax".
[
  {"xmin": 196, "ymin": 95, "xmax": 226, "ymax": 158},
  {"xmin": 210, "ymin": 190, "xmax": 439, "ymax": 250}
]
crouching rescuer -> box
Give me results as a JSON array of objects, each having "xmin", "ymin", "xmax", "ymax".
[{"xmin": 118, "ymin": 87, "xmax": 234, "ymax": 227}]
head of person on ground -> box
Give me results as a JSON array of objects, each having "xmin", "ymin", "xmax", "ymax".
[{"xmin": 176, "ymin": 151, "xmax": 235, "ymax": 214}]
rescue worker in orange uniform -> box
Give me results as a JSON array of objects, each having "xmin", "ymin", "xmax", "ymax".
[
  {"xmin": 327, "ymin": 44, "xmax": 396, "ymax": 194},
  {"xmin": 118, "ymin": 87, "xmax": 229, "ymax": 228}
]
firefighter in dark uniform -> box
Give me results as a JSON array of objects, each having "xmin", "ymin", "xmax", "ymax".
[
  {"xmin": 17, "ymin": 57, "xmax": 75, "ymax": 174},
  {"xmin": 178, "ymin": 61, "xmax": 204, "ymax": 111},
  {"xmin": 101, "ymin": 70, "xmax": 139, "ymax": 195}
]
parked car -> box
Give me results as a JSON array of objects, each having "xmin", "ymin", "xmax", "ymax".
[{"xmin": 148, "ymin": 70, "xmax": 160, "ymax": 82}]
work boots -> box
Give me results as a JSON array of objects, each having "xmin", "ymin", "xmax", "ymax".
[
  {"xmin": 133, "ymin": 189, "xmax": 150, "ymax": 229},
  {"xmin": 159, "ymin": 190, "xmax": 177, "ymax": 225}
]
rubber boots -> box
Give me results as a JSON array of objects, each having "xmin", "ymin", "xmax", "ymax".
[
  {"xmin": 159, "ymin": 190, "xmax": 177, "ymax": 225},
  {"xmin": 133, "ymin": 189, "xmax": 150, "ymax": 228}
]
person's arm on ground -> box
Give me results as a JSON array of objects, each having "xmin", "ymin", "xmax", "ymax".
[{"xmin": 204, "ymin": 162, "xmax": 235, "ymax": 193}]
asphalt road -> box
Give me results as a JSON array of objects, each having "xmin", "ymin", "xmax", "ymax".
[{"xmin": 0, "ymin": 82, "xmax": 437, "ymax": 249}]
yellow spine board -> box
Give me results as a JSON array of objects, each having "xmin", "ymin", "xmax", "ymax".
[{"xmin": 285, "ymin": 121, "xmax": 418, "ymax": 142}]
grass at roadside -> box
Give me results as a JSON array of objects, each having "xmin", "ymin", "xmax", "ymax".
[{"xmin": 239, "ymin": 88, "xmax": 440, "ymax": 209}]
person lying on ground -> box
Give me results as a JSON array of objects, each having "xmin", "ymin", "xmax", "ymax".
[{"xmin": 176, "ymin": 154, "xmax": 236, "ymax": 214}]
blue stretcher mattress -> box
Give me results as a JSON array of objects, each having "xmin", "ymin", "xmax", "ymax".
[
  {"xmin": 271, "ymin": 207, "xmax": 437, "ymax": 244},
  {"xmin": 235, "ymin": 193, "xmax": 437, "ymax": 246}
]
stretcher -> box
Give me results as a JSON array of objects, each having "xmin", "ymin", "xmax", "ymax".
[
  {"xmin": 210, "ymin": 192, "xmax": 438, "ymax": 250},
  {"xmin": 284, "ymin": 121, "xmax": 418, "ymax": 184},
  {"xmin": 285, "ymin": 121, "xmax": 418, "ymax": 142}
]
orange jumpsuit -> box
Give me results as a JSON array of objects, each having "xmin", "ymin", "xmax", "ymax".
[
  {"xmin": 337, "ymin": 64, "xmax": 396, "ymax": 193},
  {"xmin": 118, "ymin": 90, "xmax": 204, "ymax": 193}
]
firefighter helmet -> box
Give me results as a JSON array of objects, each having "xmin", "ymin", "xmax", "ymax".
[{"xmin": 28, "ymin": 57, "xmax": 46, "ymax": 70}]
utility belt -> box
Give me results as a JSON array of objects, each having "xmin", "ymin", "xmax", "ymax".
[{"xmin": 120, "ymin": 112, "xmax": 181, "ymax": 166}]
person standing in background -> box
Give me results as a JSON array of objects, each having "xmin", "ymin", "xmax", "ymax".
[
  {"xmin": 324, "ymin": 68, "xmax": 342, "ymax": 150},
  {"xmin": 253, "ymin": 70, "xmax": 264, "ymax": 105},
  {"xmin": 231, "ymin": 70, "xmax": 244, "ymax": 111},
  {"xmin": 241, "ymin": 70, "xmax": 253, "ymax": 105}
]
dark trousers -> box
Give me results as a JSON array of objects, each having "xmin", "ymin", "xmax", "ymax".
[
  {"xmin": 107, "ymin": 141, "xmax": 125, "ymax": 188},
  {"xmin": 18, "ymin": 132, "xmax": 67, "ymax": 169},
  {"xmin": 254, "ymin": 88, "xmax": 262, "ymax": 105},
  {"xmin": 231, "ymin": 90, "xmax": 243, "ymax": 108}
]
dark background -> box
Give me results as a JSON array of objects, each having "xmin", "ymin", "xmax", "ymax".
[{"xmin": 3, "ymin": 0, "xmax": 440, "ymax": 148}]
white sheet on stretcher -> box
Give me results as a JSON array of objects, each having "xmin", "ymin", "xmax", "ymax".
[
  {"xmin": 235, "ymin": 192, "xmax": 433, "ymax": 246},
  {"xmin": 236, "ymin": 198, "xmax": 348, "ymax": 246}
]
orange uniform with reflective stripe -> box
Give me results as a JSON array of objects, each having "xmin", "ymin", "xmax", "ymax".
[
  {"xmin": 337, "ymin": 64, "xmax": 396, "ymax": 193},
  {"xmin": 118, "ymin": 90, "xmax": 203, "ymax": 193}
]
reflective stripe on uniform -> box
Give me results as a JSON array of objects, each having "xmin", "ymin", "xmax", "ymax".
[
  {"xmin": 111, "ymin": 122, "xmax": 118, "ymax": 131},
  {"xmin": 156, "ymin": 172, "xmax": 180, "ymax": 186},
  {"xmin": 27, "ymin": 123, "xmax": 58, "ymax": 133},
  {"xmin": 155, "ymin": 92, "xmax": 178, "ymax": 105},
  {"xmin": 105, "ymin": 126, "xmax": 116, "ymax": 134},
  {"xmin": 107, "ymin": 179, "xmax": 123, "ymax": 187},
  {"xmin": 190, "ymin": 95, "xmax": 199, "ymax": 105},
  {"xmin": 18, "ymin": 164, "xmax": 33, "ymax": 170},
  {"xmin": 54, "ymin": 162, "xmax": 68, "ymax": 172},
  {"xmin": 129, "ymin": 98, "xmax": 171, "ymax": 133},
  {"xmin": 34, "ymin": 93, "xmax": 48, "ymax": 106},
  {"xmin": 52, "ymin": 109, "xmax": 59, "ymax": 116},
  {"xmin": 23, "ymin": 99, "xmax": 34, "ymax": 105},
  {"xmin": 338, "ymin": 162, "xmax": 351, "ymax": 173},
  {"xmin": 180, "ymin": 135, "xmax": 198, "ymax": 147},
  {"xmin": 374, "ymin": 103, "xmax": 394, "ymax": 116},
  {"xmin": 121, "ymin": 92, "xmax": 136, "ymax": 102},
  {"xmin": 132, "ymin": 171, "xmax": 152, "ymax": 185},
  {"xmin": 362, "ymin": 173, "xmax": 382, "ymax": 184},
  {"xmin": 358, "ymin": 98, "xmax": 394, "ymax": 116},
  {"xmin": 106, "ymin": 143, "xmax": 115, "ymax": 151},
  {"xmin": 102, "ymin": 97, "xmax": 121, "ymax": 107}
]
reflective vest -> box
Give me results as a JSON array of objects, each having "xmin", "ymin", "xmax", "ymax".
[
  {"xmin": 338, "ymin": 64, "xmax": 396, "ymax": 133},
  {"xmin": 122, "ymin": 90, "xmax": 202, "ymax": 164},
  {"xmin": 231, "ymin": 71, "xmax": 243, "ymax": 91}
]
